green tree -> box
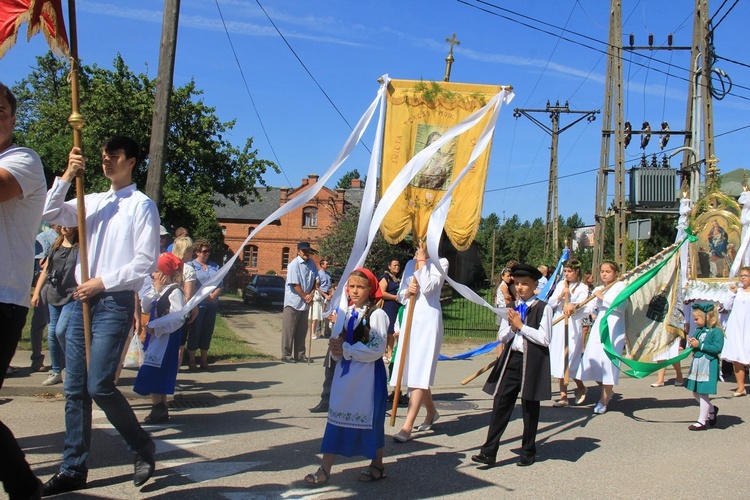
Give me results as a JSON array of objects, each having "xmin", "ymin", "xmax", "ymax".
[
  {"xmin": 335, "ymin": 169, "xmax": 364, "ymax": 189},
  {"xmin": 12, "ymin": 52, "xmax": 278, "ymax": 256},
  {"xmin": 318, "ymin": 205, "xmax": 412, "ymax": 279}
]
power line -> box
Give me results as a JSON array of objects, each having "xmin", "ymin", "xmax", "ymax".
[
  {"xmin": 254, "ymin": 0, "xmax": 371, "ymax": 155},
  {"xmin": 711, "ymin": 0, "xmax": 740, "ymax": 29},
  {"xmin": 214, "ymin": 0, "xmax": 291, "ymax": 186},
  {"xmin": 457, "ymin": 0, "xmax": 750, "ymax": 102}
]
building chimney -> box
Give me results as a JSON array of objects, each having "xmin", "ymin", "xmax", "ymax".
[
  {"xmin": 280, "ymin": 187, "xmax": 289, "ymax": 204},
  {"xmin": 350, "ymin": 178, "xmax": 362, "ymax": 189},
  {"xmin": 308, "ymin": 174, "xmax": 319, "ymax": 184}
]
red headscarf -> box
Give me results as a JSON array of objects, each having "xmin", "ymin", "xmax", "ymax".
[
  {"xmin": 158, "ymin": 252, "xmax": 184, "ymax": 276},
  {"xmin": 353, "ymin": 267, "xmax": 383, "ymax": 300}
]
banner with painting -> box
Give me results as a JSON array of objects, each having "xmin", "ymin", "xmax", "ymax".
[
  {"xmin": 379, "ymin": 79, "xmax": 502, "ymax": 250},
  {"xmin": 571, "ymin": 225, "xmax": 595, "ymax": 252}
]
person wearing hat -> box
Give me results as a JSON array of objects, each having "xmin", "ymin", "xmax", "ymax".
[
  {"xmin": 134, "ymin": 253, "xmax": 188, "ymax": 424},
  {"xmin": 159, "ymin": 225, "xmax": 170, "ymax": 253},
  {"xmin": 472, "ymin": 263, "xmax": 552, "ymax": 468},
  {"xmin": 282, "ymin": 241, "xmax": 319, "ymax": 362},
  {"xmin": 685, "ymin": 302, "xmax": 724, "ymax": 431}
]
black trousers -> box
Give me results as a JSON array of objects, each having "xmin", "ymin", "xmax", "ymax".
[
  {"xmin": 0, "ymin": 303, "xmax": 39, "ymax": 498},
  {"xmin": 480, "ymin": 350, "xmax": 540, "ymax": 459}
]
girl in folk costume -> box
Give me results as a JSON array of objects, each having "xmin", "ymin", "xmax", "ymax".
[
  {"xmin": 722, "ymin": 266, "xmax": 750, "ymax": 397},
  {"xmin": 576, "ymin": 261, "xmax": 627, "ymax": 415},
  {"xmin": 685, "ymin": 303, "xmax": 724, "ymax": 430},
  {"xmin": 547, "ymin": 259, "xmax": 589, "ymax": 407},
  {"xmin": 305, "ymin": 268, "xmax": 389, "ymax": 485},
  {"xmin": 134, "ymin": 253, "xmax": 188, "ymax": 424},
  {"xmin": 391, "ymin": 242, "xmax": 449, "ymax": 443}
]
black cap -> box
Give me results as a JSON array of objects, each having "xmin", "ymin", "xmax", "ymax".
[
  {"xmin": 511, "ymin": 263, "xmax": 543, "ymax": 281},
  {"xmin": 297, "ymin": 241, "xmax": 315, "ymax": 252}
]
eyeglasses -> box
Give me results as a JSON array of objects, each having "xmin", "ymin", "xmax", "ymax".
[
  {"xmin": 740, "ymin": 274, "xmax": 750, "ymax": 278},
  {"xmin": 199, "ymin": 249, "xmax": 211, "ymax": 254}
]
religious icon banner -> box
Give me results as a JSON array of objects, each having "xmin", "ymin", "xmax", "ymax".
[{"xmin": 380, "ymin": 79, "xmax": 502, "ymax": 250}]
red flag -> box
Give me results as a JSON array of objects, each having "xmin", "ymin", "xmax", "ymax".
[
  {"xmin": 0, "ymin": 0, "xmax": 68, "ymax": 59},
  {"xmin": 28, "ymin": 0, "xmax": 69, "ymax": 56}
]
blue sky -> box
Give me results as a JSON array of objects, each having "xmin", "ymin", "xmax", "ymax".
[{"xmin": 2, "ymin": 0, "xmax": 749, "ymax": 226}]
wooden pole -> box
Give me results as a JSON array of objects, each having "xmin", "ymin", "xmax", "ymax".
[
  {"xmin": 389, "ymin": 294, "xmax": 415, "ymax": 427},
  {"xmin": 461, "ymin": 358, "xmax": 496, "ymax": 386},
  {"xmin": 66, "ymin": 0, "xmax": 92, "ymax": 368},
  {"xmin": 145, "ymin": 0, "xmax": 180, "ymax": 207}
]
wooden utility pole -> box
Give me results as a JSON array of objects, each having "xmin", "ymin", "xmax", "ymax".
[
  {"xmin": 145, "ymin": 0, "xmax": 181, "ymax": 208},
  {"xmin": 513, "ymin": 102, "xmax": 599, "ymax": 259},
  {"xmin": 593, "ymin": 0, "xmax": 624, "ymax": 274}
]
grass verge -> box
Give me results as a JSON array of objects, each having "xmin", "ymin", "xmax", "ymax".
[{"xmin": 17, "ymin": 307, "xmax": 269, "ymax": 362}]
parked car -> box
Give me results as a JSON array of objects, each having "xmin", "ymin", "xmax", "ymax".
[{"xmin": 243, "ymin": 274, "xmax": 287, "ymax": 308}]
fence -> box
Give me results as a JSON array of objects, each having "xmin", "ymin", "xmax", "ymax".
[{"xmin": 441, "ymin": 287, "xmax": 499, "ymax": 339}]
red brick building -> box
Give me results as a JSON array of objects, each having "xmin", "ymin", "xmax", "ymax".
[{"xmin": 215, "ymin": 174, "xmax": 363, "ymax": 276}]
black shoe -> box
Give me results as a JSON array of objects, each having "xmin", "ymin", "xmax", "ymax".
[
  {"xmin": 42, "ymin": 472, "xmax": 86, "ymax": 496},
  {"xmin": 471, "ymin": 453, "xmax": 496, "ymax": 465},
  {"xmin": 144, "ymin": 403, "xmax": 169, "ymax": 424},
  {"xmin": 281, "ymin": 357, "xmax": 296, "ymax": 363},
  {"xmin": 133, "ymin": 440, "xmax": 156, "ymax": 487},
  {"xmin": 309, "ymin": 402, "xmax": 329, "ymax": 413},
  {"xmin": 298, "ymin": 355, "xmax": 313, "ymax": 363},
  {"xmin": 708, "ymin": 406, "xmax": 719, "ymax": 427},
  {"xmin": 517, "ymin": 455, "xmax": 536, "ymax": 467},
  {"xmin": 387, "ymin": 391, "xmax": 395, "ymax": 403},
  {"xmin": 398, "ymin": 394, "xmax": 409, "ymax": 406}
]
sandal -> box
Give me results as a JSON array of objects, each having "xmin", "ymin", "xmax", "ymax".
[
  {"xmin": 358, "ymin": 464, "xmax": 386, "ymax": 482},
  {"xmin": 304, "ymin": 466, "xmax": 329, "ymax": 486}
]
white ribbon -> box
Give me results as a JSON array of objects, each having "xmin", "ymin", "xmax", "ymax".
[
  {"xmin": 330, "ymin": 88, "xmax": 515, "ymax": 335},
  {"xmin": 676, "ymin": 197, "xmax": 692, "ymax": 287},
  {"xmin": 150, "ymin": 75, "xmax": 390, "ymax": 329},
  {"xmin": 425, "ymin": 90, "xmax": 514, "ymax": 321}
]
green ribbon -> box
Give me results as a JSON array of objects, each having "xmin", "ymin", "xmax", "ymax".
[{"xmin": 597, "ymin": 231, "xmax": 697, "ymax": 379}]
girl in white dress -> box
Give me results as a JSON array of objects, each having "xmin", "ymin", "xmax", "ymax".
[
  {"xmin": 577, "ymin": 261, "xmax": 627, "ymax": 414},
  {"xmin": 722, "ymin": 266, "xmax": 750, "ymax": 397},
  {"xmin": 548, "ymin": 259, "xmax": 589, "ymax": 406},
  {"xmin": 392, "ymin": 242, "xmax": 449, "ymax": 442}
]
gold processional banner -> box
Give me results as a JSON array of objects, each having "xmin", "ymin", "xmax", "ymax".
[{"xmin": 380, "ymin": 80, "xmax": 501, "ymax": 251}]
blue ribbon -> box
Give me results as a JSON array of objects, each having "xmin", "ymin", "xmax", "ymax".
[
  {"xmin": 515, "ymin": 301, "xmax": 528, "ymax": 322},
  {"xmin": 538, "ymin": 247, "xmax": 571, "ymax": 301},
  {"xmin": 438, "ymin": 340, "xmax": 501, "ymax": 360},
  {"xmin": 339, "ymin": 310, "xmax": 358, "ymax": 376}
]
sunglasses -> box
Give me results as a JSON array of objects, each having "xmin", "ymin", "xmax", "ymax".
[{"xmin": 199, "ymin": 249, "xmax": 211, "ymax": 254}]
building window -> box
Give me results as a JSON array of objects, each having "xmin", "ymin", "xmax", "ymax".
[
  {"xmin": 303, "ymin": 207, "xmax": 318, "ymax": 227},
  {"xmin": 282, "ymin": 247, "xmax": 290, "ymax": 270},
  {"xmin": 243, "ymin": 245, "xmax": 258, "ymax": 268},
  {"xmin": 248, "ymin": 226, "xmax": 255, "ymax": 235}
]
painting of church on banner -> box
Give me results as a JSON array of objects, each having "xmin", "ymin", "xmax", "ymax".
[{"xmin": 380, "ymin": 79, "xmax": 502, "ymax": 251}]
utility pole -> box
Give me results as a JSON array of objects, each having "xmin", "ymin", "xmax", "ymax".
[
  {"xmin": 513, "ymin": 102, "xmax": 599, "ymax": 258},
  {"xmin": 145, "ymin": 0, "xmax": 181, "ymax": 208}
]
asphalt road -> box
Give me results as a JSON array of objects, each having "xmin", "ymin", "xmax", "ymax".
[{"xmin": 1, "ymin": 297, "xmax": 749, "ymax": 498}]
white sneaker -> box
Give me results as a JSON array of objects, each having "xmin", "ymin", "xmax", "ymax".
[
  {"xmin": 42, "ymin": 372, "xmax": 63, "ymax": 386},
  {"xmin": 593, "ymin": 402, "xmax": 607, "ymax": 414}
]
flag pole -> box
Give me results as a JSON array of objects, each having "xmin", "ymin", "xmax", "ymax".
[
  {"xmin": 66, "ymin": 0, "xmax": 92, "ymax": 368},
  {"xmin": 389, "ymin": 293, "xmax": 415, "ymax": 427}
]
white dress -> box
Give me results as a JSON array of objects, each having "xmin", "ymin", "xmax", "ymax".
[
  {"xmin": 548, "ymin": 281, "xmax": 589, "ymax": 379},
  {"xmin": 390, "ymin": 257, "xmax": 448, "ymax": 389},
  {"xmin": 577, "ymin": 282, "xmax": 627, "ymax": 385},
  {"xmin": 722, "ymin": 288, "xmax": 750, "ymax": 364}
]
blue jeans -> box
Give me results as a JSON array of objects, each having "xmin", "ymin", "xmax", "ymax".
[
  {"xmin": 47, "ymin": 301, "xmax": 74, "ymax": 374},
  {"xmin": 188, "ymin": 303, "xmax": 218, "ymax": 351},
  {"xmin": 60, "ymin": 292, "xmax": 151, "ymax": 478}
]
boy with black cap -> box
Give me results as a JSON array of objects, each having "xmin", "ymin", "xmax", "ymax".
[{"xmin": 472, "ymin": 263, "xmax": 552, "ymax": 467}]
